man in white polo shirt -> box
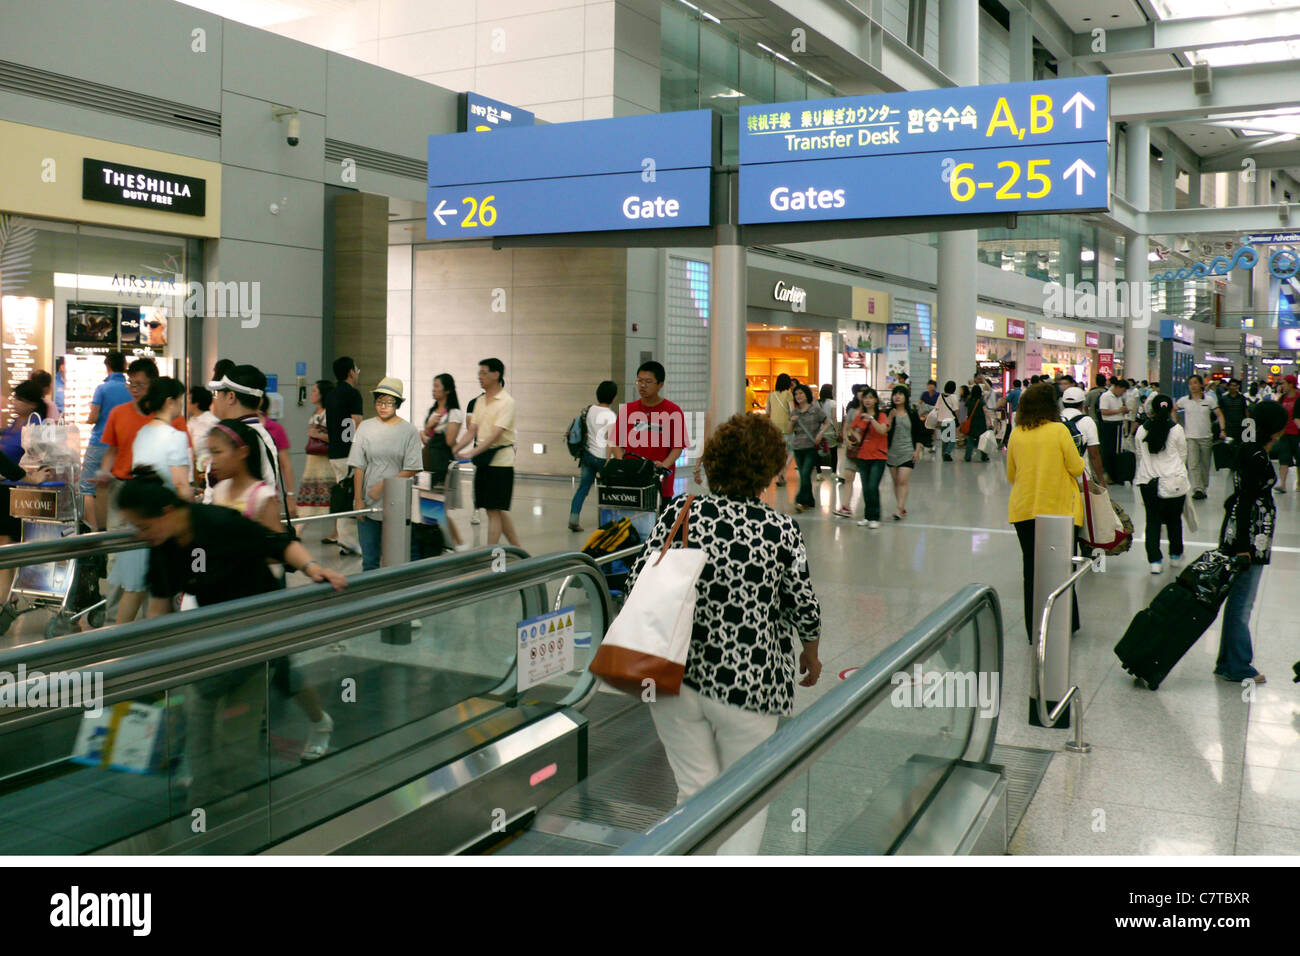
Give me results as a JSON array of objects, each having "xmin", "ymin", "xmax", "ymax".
[{"xmin": 1176, "ymin": 373, "xmax": 1226, "ymax": 500}]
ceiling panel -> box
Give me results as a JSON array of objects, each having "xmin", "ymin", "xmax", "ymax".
[{"xmin": 1043, "ymin": 0, "xmax": 1150, "ymax": 30}]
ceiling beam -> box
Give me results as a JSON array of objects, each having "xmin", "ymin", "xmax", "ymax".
[
  {"xmin": 745, "ymin": 0, "xmax": 954, "ymax": 91},
  {"xmin": 992, "ymin": 0, "xmax": 1075, "ymax": 64},
  {"xmin": 1110, "ymin": 61, "xmax": 1300, "ymax": 123},
  {"xmin": 1200, "ymin": 144, "xmax": 1300, "ymax": 173},
  {"xmin": 1073, "ymin": 7, "xmax": 1300, "ymax": 61}
]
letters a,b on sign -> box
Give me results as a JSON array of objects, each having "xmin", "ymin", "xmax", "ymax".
[{"xmin": 517, "ymin": 606, "xmax": 577, "ymax": 693}]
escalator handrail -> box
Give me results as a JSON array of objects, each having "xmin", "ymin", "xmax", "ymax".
[
  {"xmin": 0, "ymin": 508, "xmax": 384, "ymax": 569},
  {"xmin": 0, "ymin": 545, "xmax": 532, "ymax": 672},
  {"xmin": 0, "ymin": 529, "xmax": 139, "ymax": 569},
  {"xmin": 617, "ymin": 584, "xmax": 1003, "ymax": 856},
  {"xmin": 0, "ymin": 551, "xmax": 616, "ymax": 729}
]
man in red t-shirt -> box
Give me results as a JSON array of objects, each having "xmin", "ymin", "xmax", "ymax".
[
  {"xmin": 611, "ymin": 360, "xmax": 687, "ymax": 504},
  {"xmin": 94, "ymin": 358, "xmax": 189, "ymax": 529},
  {"xmin": 1277, "ymin": 375, "xmax": 1300, "ymax": 493}
]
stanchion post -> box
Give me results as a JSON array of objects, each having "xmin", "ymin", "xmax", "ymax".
[
  {"xmin": 380, "ymin": 475, "xmax": 414, "ymax": 645},
  {"xmin": 1030, "ymin": 513, "xmax": 1073, "ymax": 728}
]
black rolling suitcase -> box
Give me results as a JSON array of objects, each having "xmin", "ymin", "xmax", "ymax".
[
  {"xmin": 1115, "ymin": 550, "xmax": 1248, "ymax": 689},
  {"xmin": 1112, "ymin": 450, "xmax": 1137, "ymax": 484}
]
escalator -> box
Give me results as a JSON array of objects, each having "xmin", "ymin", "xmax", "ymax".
[{"xmin": 0, "ymin": 542, "xmax": 1010, "ymax": 856}]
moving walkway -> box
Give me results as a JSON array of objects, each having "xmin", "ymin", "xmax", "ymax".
[{"xmin": 0, "ymin": 543, "xmax": 1011, "ymax": 855}]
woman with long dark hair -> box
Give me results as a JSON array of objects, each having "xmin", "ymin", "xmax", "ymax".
[
  {"xmin": 298, "ymin": 379, "xmax": 336, "ymax": 519},
  {"xmin": 766, "ymin": 373, "xmax": 794, "ymax": 487},
  {"xmin": 1006, "ymin": 383, "xmax": 1085, "ymax": 640},
  {"xmin": 788, "ymin": 383, "xmax": 829, "ymax": 513},
  {"xmin": 885, "ymin": 385, "xmax": 925, "ymax": 520},
  {"xmin": 846, "ymin": 387, "xmax": 889, "ymax": 528},
  {"xmin": 1134, "ymin": 394, "xmax": 1189, "ymax": 573},
  {"xmin": 423, "ymin": 373, "xmax": 466, "ymax": 549},
  {"xmin": 113, "ymin": 377, "xmax": 192, "ymax": 625},
  {"xmin": 964, "ymin": 380, "xmax": 990, "ymax": 462},
  {"xmin": 1215, "ymin": 400, "xmax": 1289, "ymax": 684}
]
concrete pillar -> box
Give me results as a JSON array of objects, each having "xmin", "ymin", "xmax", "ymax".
[
  {"xmin": 936, "ymin": 0, "xmax": 979, "ymax": 390},
  {"xmin": 1187, "ymin": 167, "xmax": 1202, "ymax": 209},
  {"xmin": 1124, "ymin": 121, "xmax": 1150, "ymax": 381},
  {"xmin": 1252, "ymin": 176, "xmax": 1273, "ymax": 320},
  {"xmin": 708, "ymin": 227, "xmax": 746, "ymax": 429},
  {"xmin": 331, "ymin": 192, "xmax": 389, "ymax": 399},
  {"xmin": 1009, "ymin": 9, "xmax": 1032, "ymax": 82}
]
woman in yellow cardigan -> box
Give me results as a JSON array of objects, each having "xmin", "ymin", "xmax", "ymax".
[{"xmin": 1007, "ymin": 383, "xmax": 1086, "ymax": 641}]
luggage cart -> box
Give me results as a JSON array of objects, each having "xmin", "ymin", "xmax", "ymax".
[
  {"xmin": 593, "ymin": 459, "xmax": 663, "ymax": 604},
  {"xmin": 0, "ymin": 474, "xmax": 106, "ymax": 638}
]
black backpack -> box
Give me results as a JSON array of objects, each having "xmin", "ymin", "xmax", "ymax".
[
  {"xmin": 565, "ymin": 405, "xmax": 591, "ymax": 462},
  {"xmin": 1063, "ymin": 414, "xmax": 1087, "ymax": 456}
]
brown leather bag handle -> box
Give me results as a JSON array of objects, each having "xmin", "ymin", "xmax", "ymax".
[{"xmin": 653, "ymin": 494, "xmax": 695, "ymax": 566}]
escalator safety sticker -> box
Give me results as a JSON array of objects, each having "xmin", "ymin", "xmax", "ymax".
[{"xmin": 517, "ymin": 605, "xmax": 577, "ymax": 693}]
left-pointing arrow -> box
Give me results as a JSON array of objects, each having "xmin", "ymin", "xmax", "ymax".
[
  {"xmin": 1062, "ymin": 158, "xmax": 1096, "ymax": 196},
  {"xmin": 432, "ymin": 199, "xmax": 459, "ymax": 226}
]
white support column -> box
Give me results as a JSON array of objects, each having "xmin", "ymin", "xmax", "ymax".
[
  {"xmin": 1124, "ymin": 120, "xmax": 1150, "ymax": 381},
  {"xmin": 709, "ymin": 227, "xmax": 746, "ymax": 430},
  {"xmin": 936, "ymin": 0, "xmax": 979, "ymax": 391}
]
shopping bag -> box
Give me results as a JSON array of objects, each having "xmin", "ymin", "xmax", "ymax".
[
  {"xmin": 1080, "ymin": 478, "xmax": 1132, "ymax": 555},
  {"xmin": 977, "ymin": 430, "xmax": 998, "ymax": 457},
  {"xmin": 589, "ymin": 495, "xmax": 703, "ymax": 695},
  {"xmin": 1183, "ymin": 495, "xmax": 1199, "ymax": 533},
  {"xmin": 19, "ymin": 414, "xmax": 81, "ymax": 474},
  {"xmin": 924, "ymin": 408, "xmax": 940, "ymax": 430}
]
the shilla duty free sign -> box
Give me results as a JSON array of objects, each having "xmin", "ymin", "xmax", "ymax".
[
  {"xmin": 426, "ymin": 110, "xmax": 716, "ymax": 239},
  {"xmin": 738, "ymin": 76, "xmax": 1109, "ymax": 224},
  {"xmin": 83, "ymin": 159, "xmax": 207, "ymax": 216}
]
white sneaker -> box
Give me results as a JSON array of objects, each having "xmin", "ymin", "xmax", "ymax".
[
  {"xmin": 453, "ymin": 543, "xmax": 471, "ymax": 552},
  {"xmin": 301, "ymin": 712, "xmax": 333, "ymax": 761},
  {"xmin": 1169, "ymin": 554, "xmax": 1184, "ymax": 567},
  {"xmin": 856, "ymin": 519, "xmax": 870, "ymax": 526},
  {"xmin": 869, "ymin": 520, "xmax": 880, "ymax": 529},
  {"xmin": 470, "ymin": 512, "xmax": 481, "ymax": 525},
  {"xmin": 1149, "ymin": 562, "xmax": 1163, "ymax": 574}
]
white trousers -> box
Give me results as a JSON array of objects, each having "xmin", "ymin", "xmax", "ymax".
[
  {"xmin": 329, "ymin": 459, "xmax": 360, "ymax": 550},
  {"xmin": 648, "ymin": 685, "xmax": 779, "ymax": 855}
]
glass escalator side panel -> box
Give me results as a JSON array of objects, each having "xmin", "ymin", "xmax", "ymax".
[{"xmin": 695, "ymin": 615, "xmax": 983, "ymax": 855}]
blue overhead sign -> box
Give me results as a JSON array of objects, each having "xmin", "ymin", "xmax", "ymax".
[
  {"xmin": 427, "ymin": 110, "xmax": 716, "ymax": 238},
  {"xmin": 738, "ymin": 76, "xmax": 1109, "ymax": 225},
  {"xmin": 429, "ymin": 110, "xmax": 715, "ymax": 187},
  {"xmin": 739, "ymin": 76, "xmax": 1108, "ymax": 164},
  {"xmin": 460, "ymin": 92, "xmax": 534, "ymax": 132},
  {"xmin": 739, "ymin": 141, "xmax": 1109, "ymax": 224},
  {"xmin": 426, "ymin": 169, "xmax": 711, "ymax": 238}
]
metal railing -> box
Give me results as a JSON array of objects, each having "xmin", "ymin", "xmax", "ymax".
[
  {"xmin": 0, "ymin": 508, "xmax": 383, "ymax": 572},
  {"xmin": 552, "ymin": 544, "xmax": 644, "ymax": 612},
  {"xmin": 619, "ymin": 585, "xmax": 1003, "ymax": 855},
  {"xmin": 0, "ymin": 550, "xmax": 615, "ymax": 733},
  {"xmin": 0, "ymin": 545, "xmax": 532, "ymax": 684},
  {"xmin": 1035, "ymin": 554, "xmax": 1096, "ymax": 754}
]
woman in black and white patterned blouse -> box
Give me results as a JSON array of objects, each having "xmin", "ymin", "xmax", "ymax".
[{"xmin": 626, "ymin": 412, "xmax": 822, "ymax": 854}]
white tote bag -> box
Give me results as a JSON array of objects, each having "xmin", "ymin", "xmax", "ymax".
[
  {"xmin": 977, "ymin": 429, "xmax": 998, "ymax": 457},
  {"xmin": 589, "ymin": 495, "xmax": 704, "ymax": 696}
]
